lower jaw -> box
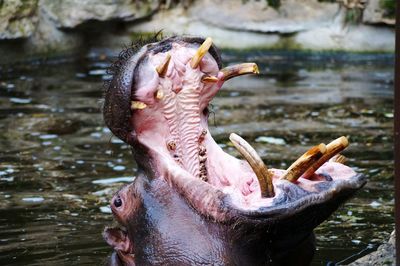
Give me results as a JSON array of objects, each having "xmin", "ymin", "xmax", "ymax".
[{"xmin": 158, "ymin": 132, "xmax": 362, "ymax": 211}]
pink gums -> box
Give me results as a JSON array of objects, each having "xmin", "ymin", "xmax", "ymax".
[{"xmin": 129, "ymin": 42, "xmax": 358, "ymax": 210}]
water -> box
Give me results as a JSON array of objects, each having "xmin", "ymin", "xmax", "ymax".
[{"xmin": 0, "ymin": 51, "xmax": 394, "ymax": 265}]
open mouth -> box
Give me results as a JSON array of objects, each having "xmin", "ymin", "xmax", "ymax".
[
  {"xmin": 103, "ymin": 35, "xmax": 366, "ymax": 227},
  {"xmin": 124, "ymin": 36, "xmax": 363, "ymax": 211}
]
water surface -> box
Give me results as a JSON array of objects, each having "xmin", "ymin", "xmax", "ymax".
[{"xmin": 0, "ymin": 51, "xmax": 394, "ymax": 265}]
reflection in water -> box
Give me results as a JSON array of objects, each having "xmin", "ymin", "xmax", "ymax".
[{"xmin": 0, "ymin": 52, "xmax": 394, "ymax": 265}]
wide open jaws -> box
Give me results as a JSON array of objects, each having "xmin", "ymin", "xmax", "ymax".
[{"xmin": 104, "ymin": 36, "xmax": 366, "ymax": 221}]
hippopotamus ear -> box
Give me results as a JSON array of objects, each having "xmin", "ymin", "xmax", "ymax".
[{"xmin": 103, "ymin": 227, "xmax": 134, "ymax": 254}]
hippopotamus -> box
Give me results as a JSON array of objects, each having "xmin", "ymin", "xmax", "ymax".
[{"xmin": 102, "ymin": 35, "xmax": 366, "ymax": 265}]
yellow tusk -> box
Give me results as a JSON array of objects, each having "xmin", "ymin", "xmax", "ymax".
[
  {"xmin": 156, "ymin": 53, "xmax": 171, "ymax": 77},
  {"xmin": 201, "ymin": 75, "xmax": 219, "ymax": 83},
  {"xmin": 190, "ymin": 37, "xmax": 213, "ymax": 69},
  {"xmin": 220, "ymin": 63, "xmax": 259, "ymax": 81},
  {"xmin": 229, "ymin": 133, "xmax": 275, "ymax": 198},
  {"xmin": 281, "ymin": 144, "xmax": 327, "ymax": 182},
  {"xmin": 131, "ymin": 101, "xmax": 147, "ymax": 110},
  {"xmin": 302, "ymin": 137, "xmax": 349, "ymax": 179}
]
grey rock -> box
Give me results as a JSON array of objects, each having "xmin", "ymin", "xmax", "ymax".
[
  {"xmin": 190, "ymin": 0, "xmax": 340, "ymax": 34},
  {"xmin": 0, "ymin": 0, "xmax": 39, "ymax": 39},
  {"xmin": 129, "ymin": 2, "xmax": 394, "ymax": 51},
  {"xmin": 349, "ymin": 230, "xmax": 396, "ymax": 265},
  {"xmin": 40, "ymin": 0, "xmax": 160, "ymax": 28},
  {"xmin": 295, "ymin": 9, "xmax": 395, "ymax": 52},
  {"xmin": 0, "ymin": 0, "xmax": 397, "ymax": 62},
  {"xmin": 363, "ymin": 0, "xmax": 395, "ymax": 25}
]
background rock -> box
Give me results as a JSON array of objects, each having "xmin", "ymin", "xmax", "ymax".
[
  {"xmin": 349, "ymin": 230, "xmax": 395, "ymax": 265},
  {"xmin": 363, "ymin": 0, "xmax": 395, "ymax": 25},
  {"xmin": 0, "ymin": 0, "xmax": 395, "ymax": 63},
  {"xmin": 129, "ymin": 1, "xmax": 394, "ymax": 51},
  {"xmin": 190, "ymin": 0, "xmax": 339, "ymax": 34},
  {"xmin": 0, "ymin": 0, "xmax": 39, "ymax": 39},
  {"xmin": 40, "ymin": 0, "xmax": 160, "ymax": 28}
]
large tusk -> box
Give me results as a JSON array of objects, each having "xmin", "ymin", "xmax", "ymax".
[
  {"xmin": 190, "ymin": 37, "xmax": 213, "ymax": 69},
  {"xmin": 220, "ymin": 63, "xmax": 259, "ymax": 81},
  {"xmin": 281, "ymin": 144, "xmax": 327, "ymax": 182},
  {"xmin": 302, "ymin": 136, "xmax": 349, "ymax": 179},
  {"xmin": 229, "ymin": 133, "xmax": 275, "ymax": 198},
  {"xmin": 156, "ymin": 53, "xmax": 171, "ymax": 77},
  {"xmin": 131, "ymin": 101, "xmax": 147, "ymax": 110}
]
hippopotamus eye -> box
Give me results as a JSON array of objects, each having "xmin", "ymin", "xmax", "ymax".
[{"xmin": 114, "ymin": 196, "xmax": 122, "ymax": 208}]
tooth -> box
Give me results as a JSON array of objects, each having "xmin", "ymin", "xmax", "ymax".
[
  {"xmin": 201, "ymin": 75, "xmax": 219, "ymax": 83},
  {"xmin": 331, "ymin": 154, "xmax": 347, "ymax": 164},
  {"xmin": 220, "ymin": 63, "xmax": 259, "ymax": 81},
  {"xmin": 131, "ymin": 101, "xmax": 147, "ymax": 110},
  {"xmin": 190, "ymin": 37, "xmax": 213, "ymax": 69},
  {"xmin": 229, "ymin": 133, "xmax": 275, "ymax": 198},
  {"xmin": 155, "ymin": 89, "xmax": 163, "ymax": 100},
  {"xmin": 302, "ymin": 137, "xmax": 349, "ymax": 179},
  {"xmin": 281, "ymin": 143, "xmax": 327, "ymax": 182},
  {"xmin": 156, "ymin": 53, "xmax": 171, "ymax": 77}
]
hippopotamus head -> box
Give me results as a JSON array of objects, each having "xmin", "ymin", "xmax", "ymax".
[{"xmin": 102, "ymin": 35, "xmax": 366, "ymax": 265}]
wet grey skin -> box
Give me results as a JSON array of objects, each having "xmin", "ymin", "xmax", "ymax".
[{"xmin": 102, "ymin": 36, "xmax": 366, "ymax": 266}]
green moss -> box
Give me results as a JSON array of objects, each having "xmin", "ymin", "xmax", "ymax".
[
  {"xmin": 269, "ymin": 36, "xmax": 302, "ymax": 50},
  {"xmin": 344, "ymin": 8, "xmax": 363, "ymax": 24},
  {"xmin": 18, "ymin": 0, "xmax": 38, "ymax": 17},
  {"xmin": 380, "ymin": 0, "xmax": 395, "ymax": 18}
]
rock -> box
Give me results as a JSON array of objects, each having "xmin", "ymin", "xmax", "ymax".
[
  {"xmin": 0, "ymin": 0, "xmax": 39, "ymax": 39},
  {"xmin": 40, "ymin": 0, "xmax": 160, "ymax": 28},
  {"xmin": 0, "ymin": 2, "xmax": 82, "ymax": 64},
  {"xmin": 190, "ymin": 0, "xmax": 339, "ymax": 34},
  {"xmin": 363, "ymin": 0, "xmax": 395, "ymax": 25},
  {"xmin": 129, "ymin": 2, "xmax": 395, "ymax": 51},
  {"xmin": 295, "ymin": 10, "xmax": 395, "ymax": 52},
  {"xmin": 349, "ymin": 230, "xmax": 396, "ymax": 265},
  {"xmin": 0, "ymin": 0, "xmax": 396, "ymax": 62},
  {"xmin": 129, "ymin": 7, "xmax": 282, "ymax": 49}
]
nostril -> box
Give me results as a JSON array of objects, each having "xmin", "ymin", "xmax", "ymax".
[{"xmin": 114, "ymin": 196, "xmax": 122, "ymax": 208}]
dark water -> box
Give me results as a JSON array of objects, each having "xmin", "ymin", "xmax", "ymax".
[{"xmin": 0, "ymin": 51, "xmax": 394, "ymax": 265}]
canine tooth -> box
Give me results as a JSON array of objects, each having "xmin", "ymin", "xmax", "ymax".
[
  {"xmin": 201, "ymin": 75, "xmax": 219, "ymax": 83},
  {"xmin": 281, "ymin": 143, "xmax": 327, "ymax": 182},
  {"xmin": 331, "ymin": 154, "xmax": 347, "ymax": 164},
  {"xmin": 131, "ymin": 101, "xmax": 147, "ymax": 110},
  {"xmin": 156, "ymin": 53, "xmax": 171, "ymax": 77},
  {"xmin": 229, "ymin": 133, "xmax": 275, "ymax": 198},
  {"xmin": 155, "ymin": 89, "xmax": 164, "ymax": 100},
  {"xmin": 190, "ymin": 37, "xmax": 213, "ymax": 69},
  {"xmin": 302, "ymin": 137, "xmax": 349, "ymax": 179},
  {"xmin": 220, "ymin": 63, "xmax": 259, "ymax": 81}
]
